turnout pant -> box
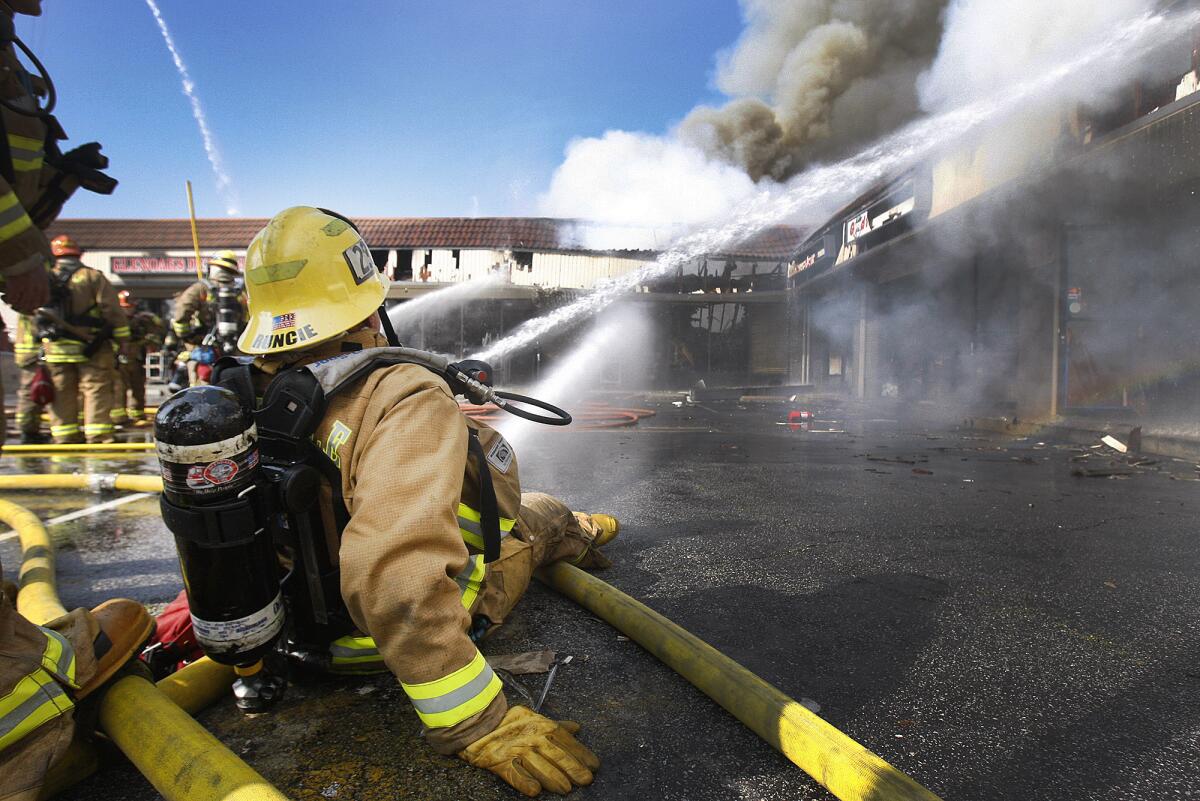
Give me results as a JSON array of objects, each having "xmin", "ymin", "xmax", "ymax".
[
  {"xmin": 119, "ymin": 361, "xmax": 146, "ymax": 421},
  {"xmin": 109, "ymin": 363, "xmax": 128, "ymax": 425},
  {"xmin": 0, "ymin": 558, "xmax": 99, "ymax": 801},
  {"xmin": 14, "ymin": 366, "xmax": 45, "ymax": 438},
  {"xmin": 472, "ymin": 492, "xmax": 611, "ymax": 628},
  {"xmin": 48, "ymin": 349, "xmax": 116, "ymax": 443}
]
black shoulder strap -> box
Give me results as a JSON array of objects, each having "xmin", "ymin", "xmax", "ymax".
[
  {"xmin": 0, "ymin": 109, "xmax": 13, "ymax": 185},
  {"xmin": 256, "ymin": 366, "xmax": 351, "ymax": 533},
  {"xmin": 213, "ymin": 359, "xmax": 256, "ymax": 410},
  {"xmin": 466, "ymin": 428, "xmax": 503, "ymax": 563}
]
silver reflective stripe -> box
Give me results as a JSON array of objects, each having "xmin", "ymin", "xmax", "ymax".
[
  {"xmin": 0, "ymin": 678, "xmax": 68, "ymax": 741},
  {"xmin": 0, "ymin": 199, "xmax": 27, "ymax": 228},
  {"xmin": 409, "ymin": 663, "xmax": 497, "ymax": 716},
  {"xmin": 329, "ymin": 642, "xmax": 380, "ymax": 659},
  {"xmin": 454, "ymin": 555, "xmax": 482, "ymax": 592},
  {"xmin": 9, "ymin": 145, "xmax": 41, "ymax": 164},
  {"xmin": 42, "ymin": 629, "xmax": 75, "ymax": 681},
  {"xmin": 457, "ymin": 517, "xmax": 511, "ymax": 540}
]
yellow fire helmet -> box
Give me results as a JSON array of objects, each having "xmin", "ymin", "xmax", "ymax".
[
  {"xmin": 207, "ymin": 249, "xmax": 241, "ymax": 272},
  {"xmin": 237, "ymin": 206, "xmax": 387, "ymax": 355}
]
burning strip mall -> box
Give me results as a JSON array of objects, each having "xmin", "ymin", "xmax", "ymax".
[{"xmin": 23, "ymin": 17, "xmax": 1200, "ymax": 434}]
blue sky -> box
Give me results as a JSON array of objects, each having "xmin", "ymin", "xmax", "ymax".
[{"xmin": 22, "ymin": 1, "xmax": 743, "ymax": 219}]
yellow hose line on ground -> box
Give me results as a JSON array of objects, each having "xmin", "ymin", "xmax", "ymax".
[
  {"xmin": 537, "ymin": 562, "xmax": 943, "ymax": 801},
  {"xmin": 0, "ymin": 498, "xmax": 68, "ymax": 624},
  {"xmin": 3, "ymin": 442, "xmax": 156, "ymax": 454},
  {"xmin": 98, "ymin": 673, "xmax": 289, "ymax": 801},
  {"xmin": 41, "ymin": 658, "xmax": 239, "ymax": 798},
  {"xmin": 158, "ymin": 657, "xmax": 238, "ymax": 714},
  {"xmin": 0, "ymin": 473, "xmax": 163, "ymax": 493}
]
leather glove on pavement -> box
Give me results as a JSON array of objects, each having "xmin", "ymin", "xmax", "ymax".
[{"xmin": 459, "ymin": 705, "xmax": 600, "ymax": 797}]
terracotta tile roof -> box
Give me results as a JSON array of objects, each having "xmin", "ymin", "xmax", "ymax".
[
  {"xmin": 718, "ymin": 225, "xmax": 808, "ymax": 261},
  {"xmin": 48, "ymin": 217, "xmax": 804, "ymax": 260}
]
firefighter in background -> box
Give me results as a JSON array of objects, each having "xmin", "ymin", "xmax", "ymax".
[
  {"xmin": 170, "ymin": 249, "xmax": 242, "ymax": 386},
  {"xmin": 37, "ymin": 235, "xmax": 129, "ymax": 443},
  {"xmin": 112, "ymin": 289, "xmax": 162, "ymax": 426},
  {"xmin": 12, "ymin": 311, "xmax": 47, "ymax": 442},
  {"xmin": 224, "ymin": 207, "xmax": 611, "ymax": 796}
]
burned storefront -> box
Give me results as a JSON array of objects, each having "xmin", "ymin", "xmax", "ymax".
[{"xmin": 786, "ymin": 13, "xmax": 1200, "ymax": 433}]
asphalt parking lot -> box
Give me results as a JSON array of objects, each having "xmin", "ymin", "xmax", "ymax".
[{"xmin": 6, "ymin": 401, "xmax": 1200, "ymax": 801}]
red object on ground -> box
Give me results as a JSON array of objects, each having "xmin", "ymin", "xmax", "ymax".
[
  {"xmin": 29, "ymin": 364, "xmax": 54, "ymax": 405},
  {"xmin": 140, "ymin": 589, "xmax": 202, "ymax": 677},
  {"xmin": 787, "ymin": 410, "xmax": 813, "ymax": 423},
  {"xmin": 196, "ymin": 363, "xmax": 213, "ymax": 383}
]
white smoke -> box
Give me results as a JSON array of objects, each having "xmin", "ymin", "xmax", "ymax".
[
  {"xmin": 920, "ymin": 0, "xmax": 1159, "ymax": 113},
  {"xmin": 144, "ymin": 0, "xmax": 239, "ymax": 216},
  {"xmin": 538, "ymin": 131, "xmax": 762, "ymax": 229}
]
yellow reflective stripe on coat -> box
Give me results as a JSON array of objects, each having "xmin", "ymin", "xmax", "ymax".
[
  {"xmin": 328, "ymin": 635, "xmax": 389, "ymax": 675},
  {"xmin": 0, "ymin": 190, "xmax": 33, "ymax": 244},
  {"xmin": 112, "ymin": 325, "xmax": 131, "ymax": 340},
  {"xmin": 0, "ymin": 628, "xmax": 78, "ymax": 750},
  {"xmin": 0, "ymin": 669, "xmax": 74, "ymax": 751},
  {"xmin": 43, "ymin": 338, "xmax": 87, "ymax": 363},
  {"xmin": 400, "ymin": 650, "xmax": 502, "ymax": 729},
  {"xmin": 7, "ymin": 133, "xmax": 43, "ymax": 172},
  {"xmin": 456, "ymin": 503, "xmax": 515, "ymax": 551},
  {"xmin": 455, "ymin": 554, "xmax": 486, "ymax": 611}
]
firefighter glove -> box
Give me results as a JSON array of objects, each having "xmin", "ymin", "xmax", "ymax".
[{"xmin": 458, "ymin": 705, "xmax": 600, "ymax": 797}]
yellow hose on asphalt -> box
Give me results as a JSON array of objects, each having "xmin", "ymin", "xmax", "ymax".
[
  {"xmin": 98, "ymin": 673, "xmax": 288, "ymax": 801},
  {"xmin": 158, "ymin": 657, "xmax": 237, "ymax": 714},
  {"xmin": 0, "ymin": 498, "xmax": 68, "ymax": 623},
  {"xmin": 537, "ymin": 562, "xmax": 943, "ymax": 801},
  {"xmin": 2, "ymin": 497, "xmax": 288, "ymax": 801},
  {"xmin": 0, "ymin": 473, "xmax": 163, "ymax": 493},
  {"xmin": 42, "ymin": 658, "xmax": 239, "ymax": 798},
  {"xmin": 3, "ymin": 442, "xmax": 155, "ymax": 454}
]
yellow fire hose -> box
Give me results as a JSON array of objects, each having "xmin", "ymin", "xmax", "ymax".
[
  {"xmin": 2, "ymin": 498, "xmax": 68, "ymax": 622},
  {"xmin": 1, "ymin": 497, "xmax": 288, "ymax": 800},
  {"xmin": 537, "ymin": 562, "xmax": 944, "ymax": 801},
  {"xmin": 0, "ymin": 473, "xmax": 164, "ymax": 493},
  {"xmin": 3, "ymin": 442, "xmax": 156, "ymax": 454}
]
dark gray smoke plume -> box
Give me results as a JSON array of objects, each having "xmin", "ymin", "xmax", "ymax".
[{"xmin": 678, "ymin": 0, "xmax": 950, "ymax": 181}]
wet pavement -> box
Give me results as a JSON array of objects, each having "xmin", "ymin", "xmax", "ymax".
[{"xmin": 4, "ymin": 401, "xmax": 1200, "ymax": 801}]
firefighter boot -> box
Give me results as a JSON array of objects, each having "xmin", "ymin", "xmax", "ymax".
[
  {"xmin": 76, "ymin": 598, "xmax": 155, "ymax": 699},
  {"xmin": 590, "ymin": 514, "xmax": 620, "ymax": 547}
]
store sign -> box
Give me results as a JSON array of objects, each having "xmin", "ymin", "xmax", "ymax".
[
  {"xmin": 844, "ymin": 211, "xmax": 871, "ymax": 243},
  {"xmin": 111, "ymin": 256, "xmax": 201, "ymax": 275},
  {"xmin": 788, "ymin": 247, "xmax": 826, "ymax": 277}
]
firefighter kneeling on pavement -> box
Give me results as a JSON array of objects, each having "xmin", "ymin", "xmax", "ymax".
[
  {"xmin": 38, "ymin": 235, "xmax": 130, "ymax": 443},
  {"xmin": 180, "ymin": 207, "xmax": 612, "ymax": 796}
]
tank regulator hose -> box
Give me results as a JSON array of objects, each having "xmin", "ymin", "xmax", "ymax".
[
  {"xmin": 0, "ymin": 26, "xmax": 56, "ymax": 117},
  {"xmin": 490, "ymin": 390, "xmax": 572, "ymax": 426}
]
